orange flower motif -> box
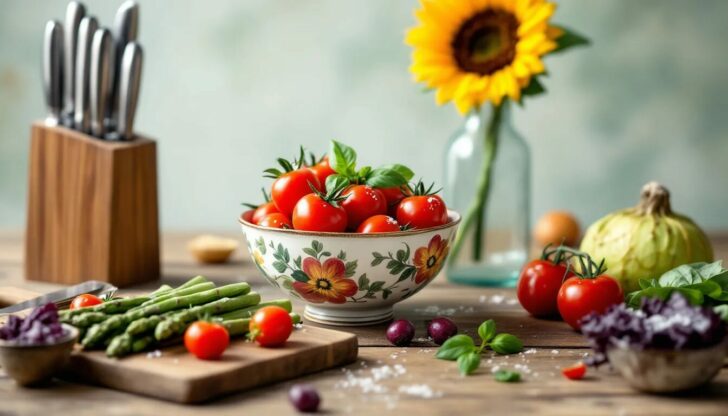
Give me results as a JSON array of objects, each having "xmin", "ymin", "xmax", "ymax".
[
  {"xmin": 293, "ymin": 257, "xmax": 358, "ymax": 304},
  {"xmin": 413, "ymin": 235, "xmax": 449, "ymax": 284}
]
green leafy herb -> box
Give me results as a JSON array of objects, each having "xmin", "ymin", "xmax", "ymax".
[
  {"xmin": 328, "ymin": 140, "xmax": 357, "ymax": 177},
  {"xmin": 626, "ymin": 261, "xmax": 728, "ymax": 308},
  {"xmin": 494, "ymin": 370, "xmax": 521, "ymax": 383},
  {"xmin": 326, "ymin": 140, "xmax": 414, "ymax": 189},
  {"xmin": 714, "ymin": 304, "xmax": 728, "ymax": 321},
  {"xmin": 435, "ymin": 319, "xmax": 523, "ymax": 376}
]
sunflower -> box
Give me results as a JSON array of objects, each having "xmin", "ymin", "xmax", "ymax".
[
  {"xmin": 292, "ymin": 257, "xmax": 359, "ymax": 304},
  {"xmin": 406, "ymin": 0, "xmax": 564, "ymax": 114},
  {"xmin": 413, "ymin": 234, "xmax": 450, "ymax": 284}
]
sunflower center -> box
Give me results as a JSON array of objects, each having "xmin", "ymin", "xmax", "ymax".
[
  {"xmin": 315, "ymin": 278, "xmax": 332, "ymax": 291},
  {"xmin": 452, "ymin": 9, "xmax": 518, "ymax": 75},
  {"xmin": 426, "ymin": 255, "xmax": 437, "ymax": 268}
]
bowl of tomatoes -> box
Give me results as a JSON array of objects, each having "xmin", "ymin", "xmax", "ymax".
[{"xmin": 239, "ymin": 141, "xmax": 461, "ymax": 326}]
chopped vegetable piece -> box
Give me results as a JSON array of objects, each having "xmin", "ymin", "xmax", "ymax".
[
  {"xmin": 70, "ymin": 294, "xmax": 103, "ymax": 310},
  {"xmin": 562, "ymin": 362, "xmax": 587, "ymax": 380}
]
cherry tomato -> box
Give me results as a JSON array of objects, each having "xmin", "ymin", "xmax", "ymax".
[
  {"xmin": 70, "ymin": 294, "xmax": 103, "ymax": 310},
  {"xmin": 184, "ymin": 321, "xmax": 230, "ymax": 360},
  {"xmin": 562, "ymin": 362, "xmax": 587, "ymax": 380},
  {"xmin": 271, "ymin": 169, "xmax": 322, "ymax": 217},
  {"xmin": 292, "ymin": 194, "xmax": 347, "ymax": 232},
  {"xmin": 258, "ymin": 213, "xmax": 292, "ymax": 229},
  {"xmin": 309, "ymin": 156, "xmax": 336, "ymax": 186},
  {"xmin": 380, "ymin": 187, "xmax": 411, "ymax": 208},
  {"xmin": 252, "ymin": 201, "xmax": 280, "ymax": 225},
  {"xmin": 517, "ymin": 259, "xmax": 574, "ymax": 317},
  {"xmin": 357, "ymin": 215, "xmax": 400, "ymax": 233},
  {"xmin": 341, "ymin": 185, "xmax": 387, "ymax": 230},
  {"xmin": 396, "ymin": 195, "xmax": 448, "ymax": 229},
  {"xmin": 249, "ymin": 306, "xmax": 293, "ymax": 347},
  {"xmin": 557, "ymin": 275, "xmax": 623, "ymax": 331}
]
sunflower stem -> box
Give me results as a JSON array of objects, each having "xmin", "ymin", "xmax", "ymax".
[{"xmin": 450, "ymin": 103, "xmax": 503, "ymax": 263}]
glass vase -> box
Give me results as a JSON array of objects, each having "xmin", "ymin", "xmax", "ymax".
[{"xmin": 444, "ymin": 101, "xmax": 530, "ymax": 287}]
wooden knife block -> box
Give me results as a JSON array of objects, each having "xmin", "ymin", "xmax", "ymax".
[{"xmin": 25, "ymin": 122, "xmax": 160, "ymax": 287}]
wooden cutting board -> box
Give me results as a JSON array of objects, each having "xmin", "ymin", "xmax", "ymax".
[{"xmin": 0, "ymin": 287, "xmax": 358, "ymax": 403}]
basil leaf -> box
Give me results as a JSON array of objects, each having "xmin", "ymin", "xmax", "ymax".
[
  {"xmin": 638, "ymin": 278, "xmax": 659, "ymax": 290},
  {"xmin": 685, "ymin": 281, "xmax": 722, "ymax": 299},
  {"xmin": 325, "ymin": 174, "xmax": 350, "ymax": 195},
  {"xmin": 378, "ymin": 164, "xmax": 414, "ymax": 181},
  {"xmin": 477, "ymin": 319, "xmax": 496, "ymax": 342},
  {"xmin": 494, "ymin": 370, "xmax": 521, "ymax": 383},
  {"xmin": 673, "ymin": 287, "xmax": 705, "ymax": 305},
  {"xmin": 490, "ymin": 333, "xmax": 523, "ymax": 355},
  {"xmin": 714, "ymin": 305, "xmax": 728, "ymax": 322},
  {"xmin": 435, "ymin": 334, "xmax": 475, "ymax": 361},
  {"xmin": 658, "ymin": 264, "xmax": 704, "ymax": 287},
  {"xmin": 697, "ymin": 261, "xmax": 724, "ymax": 278},
  {"xmin": 365, "ymin": 168, "xmax": 408, "ymax": 188},
  {"xmin": 457, "ymin": 351, "xmax": 481, "ymax": 376},
  {"xmin": 328, "ymin": 140, "xmax": 357, "ymax": 176}
]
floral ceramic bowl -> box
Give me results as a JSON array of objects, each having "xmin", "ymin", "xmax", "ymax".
[{"xmin": 239, "ymin": 210, "xmax": 461, "ymax": 326}]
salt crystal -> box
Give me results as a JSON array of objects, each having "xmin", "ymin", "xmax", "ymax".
[
  {"xmin": 550, "ymin": 349, "xmax": 559, "ymax": 355},
  {"xmin": 506, "ymin": 299, "xmax": 518, "ymax": 305},
  {"xmin": 146, "ymin": 350, "xmax": 162, "ymax": 359},
  {"xmin": 491, "ymin": 365, "xmax": 501, "ymax": 373},
  {"xmin": 398, "ymin": 384, "xmax": 443, "ymax": 399},
  {"xmin": 490, "ymin": 294, "xmax": 505, "ymax": 304}
]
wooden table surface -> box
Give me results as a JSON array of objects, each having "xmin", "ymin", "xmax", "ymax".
[{"xmin": 1, "ymin": 230, "xmax": 727, "ymax": 416}]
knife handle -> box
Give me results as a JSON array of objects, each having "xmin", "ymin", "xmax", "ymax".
[
  {"xmin": 42, "ymin": 20, "xmax": 64, "ymax": 126},
  {"xmin": 90, "ymin": 29, "xmax": 113, "ymax": 138},
  {"xmin": 110, "ymin": 1, "xmax": 139, "ymax": 130},
  {"xmin": 62, "ymin": 1, "xmax": 86, "ymax": 126},
  {"xmin": 73, "ymin": 16, "xmax": 98, "ymax": 133},
  {"xmin": 116, "ymin": 42, "xmax": 143, "ymax": 141}
]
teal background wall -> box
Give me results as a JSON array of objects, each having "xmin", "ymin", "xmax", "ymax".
[{"xmin": 1, "ymin": 0, "xmax": 727, "ymax": 231}]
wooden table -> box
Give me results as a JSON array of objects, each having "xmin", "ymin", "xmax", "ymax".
[{"xmin": 1, "ymin": 231, "xmax": 727, "ymax": 415}]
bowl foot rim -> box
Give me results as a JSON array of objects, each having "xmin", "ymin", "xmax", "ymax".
[{"xmin": 304, "ymin": 305, "xmax": 393, "ymax": 327}]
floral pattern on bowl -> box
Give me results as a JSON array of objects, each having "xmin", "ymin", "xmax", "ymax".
[{"xmin": 240, "ymin": 210, "xmax": 460, "ymax": 326}]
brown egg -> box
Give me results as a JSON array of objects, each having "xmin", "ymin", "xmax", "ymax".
[
  {"xmin": 188, "ymin": 235, "xmax": 239, "ymax": 264},
  {"xmin": 533, "ymin": 211, "xmax": 581, "ymax": 248}
]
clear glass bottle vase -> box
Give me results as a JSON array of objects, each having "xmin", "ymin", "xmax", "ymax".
[{"xmin": 444, "ymin": 101, "xmax": 530, "ymax": 287}]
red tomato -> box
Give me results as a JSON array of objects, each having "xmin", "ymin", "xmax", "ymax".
[
  {"xmin": 70, "ymin": 294, "xmax": 103, "ymax": 310},
  {"xmin": 557, "ymin": 275, "xmax": 623, "ymax": 330},
  {"xmin": 258, "ymin": 213, "xmax": 292, "ymax": 229},
  {"xmin": 357, "ymin": 215, "xmax": 401, "ymax": 233},
  {"xmin": 271, "ymin": 169, "xmax": 322, "ymax": 217},
  {"xmin": 184, "ymin": 321, "xmax": 230, "ymax": 360},
  {"xmin": 341, "ymin": 185, "xmax": 387, "ymax": 230},
  {"xmin": 396, "ymin": 195, "xmax": 448, "ymax": 229},
  {"xmin": 252, "ymin": 201, "xmax": 279, "ymax": 224},
  {"xmin": 249, "ymin": 306, "xmax": 293, "ymax": 347},
  {"xmin": 292, "ymin": 194, "xmax": 347, "ymax": 232},
  {"xmin": 309, "ymin": 156, "xmax": 336, "ymax": 185},
  {"xmin": 562, "ymin": 362, "xmax": 587, "ymax": 380},
  {"xmin": 517, "ymin": 259, "xmax": 574, "ymax": 317},
  {"xmin": 380, "ymin": 187, "xmax": 411, "ymax": 208}
]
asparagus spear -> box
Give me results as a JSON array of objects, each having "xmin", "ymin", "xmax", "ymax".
[
  {"xmin": 135, "ymin": 282, "xmax": 216, "ymax": 308},
  {"xmin": 177, "ymin": 275, "xmax": 208, "ymax": 289},
  {"xmin": 154, "ymin": 292, "xmax": 261, "ymax": 341},
  {"xmin": 82, "ymin": 283, "xmax": 251, "ymax": 348},
  {"xmin": 216, "ymin": 299, "xmax": 292, "ymax": 321},
  {"xmin": 71, "ymin": 311, "xmax": 109, "ymax": 328},
  {"xmin": 126, "ymin": 315, "xmax": 163, "ymax": 336}
]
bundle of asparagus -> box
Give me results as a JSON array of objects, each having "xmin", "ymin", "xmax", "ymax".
[{"xmin": 60, "ymin": 276, "xmax": 298, "ymax": 358}]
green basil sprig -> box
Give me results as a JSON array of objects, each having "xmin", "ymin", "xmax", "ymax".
[
  {"xmin": 436, "ymin": 319, "xmax": 523, "ymax": 376},
  {"xmin": 328, "ymin": 140, "xmax": 414, "ymax": 189},
  {"xmin": 494, "ymin": 370, "xmax": 521, "ymax": 383},
  {"xmin": 626, "ymin": 261, "xmax": 728, "ymax": 308}
]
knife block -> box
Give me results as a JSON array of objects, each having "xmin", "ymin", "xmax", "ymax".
[{"xmin": 24, "ymin": 122, "xmax": 160, "ymax": 287}]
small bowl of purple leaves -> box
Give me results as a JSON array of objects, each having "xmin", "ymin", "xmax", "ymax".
[
  {"xmin": 581, "ymin": 293, "xmax": 727, "ymax": 394},
  {"xmin": 0, "ymin": 303, "xmax": 78, "ymax": 386}
]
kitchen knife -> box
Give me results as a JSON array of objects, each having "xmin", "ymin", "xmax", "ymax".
[
  {"xmin": 62, "ymin": 1, "xmax": 86, "ymax": 126},
  {"xmin": 0, "ymin": 281, "xmax": 117, "ymax": 315},
  {"xmin": 114, "ymin": 42, "xmax": 143, "ymax": 141},
  {"xmin": 42, "ymin": 20, "xmax": 64, "ymax": 126},
  {"xmin": 110, "ymin": 1, "xmax": 139, "ymax": 130},
  {"xmin": 73, "ymin": 15, "xmax": 98, "ymax": 133},
  {"xmin": 90, "ymin": 28, "xmax": 113, "ymax": 138}
]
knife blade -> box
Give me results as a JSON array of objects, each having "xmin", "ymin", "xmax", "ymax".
[
  {"xmin": 42, "ymin": 20, "xmax": 64, "ymax": 126},
  {"xmin": 110, "ymin": 1, "xmax": 139, "ymax": 132},
  {"xmin": 62, "ymin": 1, "xmax": 86, "ymax": 126},
  {"xmin": 73, "ymin": 15, "xmax": 98, "ymax": 133},
  {"xmin": 0, "ymin": 281, "xmax": 117, "ymax": 315},
  {"xmin": 90, "ymin": 28, "xmax": 113, "ymax": 138},
  {"xmin": 114, "ymin": 42, "xmax": 143, "ymax": 141}
]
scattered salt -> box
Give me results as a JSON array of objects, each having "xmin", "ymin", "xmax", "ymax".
[
  {"xmin": 146, "ymin": 350, "xmax": 162, "ymax": 359},
  {"xmin": 506, "ymin": 298, "xmax": 518, "ymax": 306},
  {"xmin": 398, "ymin": 384, "xmax": 443, "ymax": 399},
  {"xmin": 550, "ymin": 349, "xmax": 559, "ymax": 355},
  {"xmin": 490, "ymin": 294, "xmax": 505, "ymax": 304}
]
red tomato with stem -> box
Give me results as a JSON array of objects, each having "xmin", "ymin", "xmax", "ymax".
[
  {"xmin": 396, "ymin": 194, "xmax": 448, "ymax": 229},
  {"xmin": 249, "ymin": 306, "xmax": 293, "ymax": 347},
  {"xmin": 341, "ymin": 185, "xmax": 387, "ymax": 230},
  {"xmin": 292, "ymin": 194, "xmax": 347, "ymax": 232},
  {"xmin": 252, "ymin": 201, "xmax": 279, "ymax": 225},
  {"xmin": 271, "ymin": 169, "xmax": 321, "ymax": 217},
  {"xmin": 309, "ymin": 156, "xmax": 336, "ymax": 186},
  {"xmin": 557, "ymin": 262, "xmax": 623, "ymax": 331},
  {"xmin": 357, "ymin": 215, "xmax": 401, "ymax": 233},
  {"xmin": 380, "ymin": 187, "xmax": 411, "ymax": 208},
  {"xmin": 562, "ymin": 362, "xmax": 587, "ymax": 380},
  {"xmin": 70, "ymin": 294, "xmax": 103, "ymax": 310},
  {"xmin": 258, "ymin": 213, "xmax": 292, "ymax": 229},
  {"xmin": 184, "ymin": 321, "xmax": 230, "ymax": 360},
  {"xmin": 517, "ymin": 246, "xmax": 575, "ymax": 317}
]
